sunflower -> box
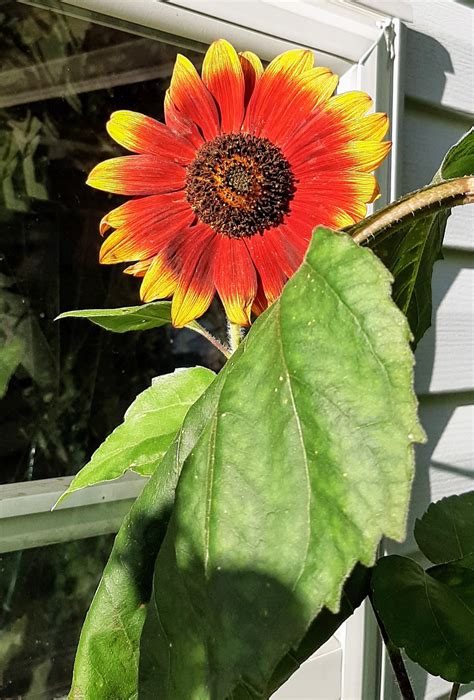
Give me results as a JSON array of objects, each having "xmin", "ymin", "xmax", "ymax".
[{"xmin": 87, "ymin": 40, "xmax": 390, "ymax": 327}]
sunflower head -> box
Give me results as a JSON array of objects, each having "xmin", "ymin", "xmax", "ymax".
[{"xmin": 87, "ymin": 39, "xmax": 390, "ymax": 327}]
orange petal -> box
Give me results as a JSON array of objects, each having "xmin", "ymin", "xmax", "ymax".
[
  {"xmin": 171, "ymin": 225, "xmax": 217, "ymax": 327},
  {"xmin": 243, "ymin": 48, "xmax": 314, "ymax": 133},
  {"xmin": 213, "ymin": 235, "xmax": 257, "ymax": 325},
  {"xmin": 239, "ymin": 51, "xmax": 263, "ymax": 106},
  {"xmin": 106, "ymin": 110, "xmax": 196, "ymax": 163},
  {"xmin": 346, "ymin": 140, "xmax": 392, "ymax": 172},
  {"xmin": 87, "ymin": 155, "xmax": 185, "ymax": 195},
  {"xmin": 202, "ymin": 39, "xmax": 245, "ymax": 133},
  {"xmin": 169, "ymin": 54, "xmax": 219, "ymax": 140}
]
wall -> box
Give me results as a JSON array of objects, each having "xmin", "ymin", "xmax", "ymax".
[{"xmin": 386, "ymin": 1, "xmax": 473, "ymax": 698}]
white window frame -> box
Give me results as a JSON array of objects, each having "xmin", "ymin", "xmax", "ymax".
[{"xmin": 3, "ymin": 2, "xmax": 406, "ymax": 697}]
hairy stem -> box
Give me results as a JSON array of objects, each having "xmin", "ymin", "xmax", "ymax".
[
  {"xmin": 370, "ymin": 595, "xmax": 415, "ymax": 700},
  {"xmin": 450, "ymin": 683, "xmax": 461, "ymax": 700},
  {"xmin": 349, "ymin": 176, "xmax": 474, "ymax": 245},
  {"xmin": 190, "ymin": 323, "xmax": 231, "ymax": 359},
  {"xmin": 228, "ymin": 321, "xmax": 244, "ymax": 354}
]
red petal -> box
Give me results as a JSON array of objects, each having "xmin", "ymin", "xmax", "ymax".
[
  {"xmin": 106, "ymin": 110, "xmax": 196, "ymax": 163},
  {"xmin": 171, "ymin": 224, "xmax": 217, "ymax": 327},
  {"xmin": 245, "ymin": 231, "xmax": 287, "ymax": 306},
  {"xmin": 239, "ymin": 51, "xmax": 263, "ymax": 106},
  {"xmin": 260, "ymin": 68, "xmax": 338, "ymax": 146},
  {"xmin": 202, "ymin": 40, "xmax": 245, "ymax": 133},
  {"xmin": 87, "ymin": 155, "xmax": 185, "ymax": 195},
  {"xmin": 168, "ymin": 54, "xmax": 220, "ymax": 141},
  {"xmin": 243, "ymin": 48, "xmax": 314, "ymax": 134},
  {"xmin": 99, "ymin": 194, "xmax": 193, "ymax": 263},
  {"xmin": 213, "ymin": 235, "xmax": 257, "ymax": 325},
  {"xmin": 164, "ymin": 89, "xmax": 204, "ymax": 150}
]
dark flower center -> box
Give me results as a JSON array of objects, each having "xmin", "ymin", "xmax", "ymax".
[{"xmin": 185, "ymin": 133, "xmax": 295, "ymax": 238}]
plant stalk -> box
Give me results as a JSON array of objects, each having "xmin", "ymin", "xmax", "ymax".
[
  {"xmin": 370, "ymin": 595, "xmax": 415, "ymax": 700},
  {"xmin": 449, "ymin": 683, "xmax": 461, "ymax": 700},
  {"xmin": 227, "ymin": 321, "xmax": 244, "ymax": 354},
  {"xmin": 349, "ymin": 176, "xmax": 474, "ymax": 245},
  {"xmin": 190, "ymin": 323, "xmax": 231, "ymax": 359}
]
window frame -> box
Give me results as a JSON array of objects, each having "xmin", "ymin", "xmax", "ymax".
[{"xmin": 2, "ymin": 3, "xmax": 404, "ymax": 697}]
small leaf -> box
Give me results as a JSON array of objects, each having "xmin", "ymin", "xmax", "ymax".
[
  {"xmin": 139, "ymin": 227, "xmax": 423, "ymax": 699},
  {"xmin": 414, "ymin": 491, "xmax": 474, "ymax": 564},
  {"xmin": 435, "ymin": 126, "xmax": 474, "ymax": 182},
  {"xmin": 372, "ymin": 554, "xmax": 474, "ymax": 684},
  {"xmin": 69, "ymin": 370, "xmax": 227, "ymax": 700},
  {"xmin": 56, "ymin": 301, "xmax": 172, "ymax": 332},
  {"xmin": 58, "ymin": 367, "xmax": 215, "ymax": 504}
]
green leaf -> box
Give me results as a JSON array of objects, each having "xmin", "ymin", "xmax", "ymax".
[
  {"xmin": 69, "ymin": 369, "xmax": 227, "ymax": 700},
  {"xmin": 139, "ymin": 227, "xmax": 424, "ymax": 699},
  {"xmin": 56, "ymin": 301, "xmax": 173, "ymax": 332},
  {"xmin": 414, "ymin": 491, "xmax": 474, "ymax": 564},
  {"xmin": 372, "ymin": 554, "xmax": 474, "ymax": 684},
  {"xmin": 57, "ymin": 367, "xmax": 215, "ymax": 505},
  {"xmin": 364, "ymin": 128, "xmax": 474, "ymax": 346},
  {"xmin": 265, "ymin": 564, "xmax": 371, "ymax": 696},
  {"xmin": 434, "ymin": 126, "xmax": 474, "ymax": 182}
]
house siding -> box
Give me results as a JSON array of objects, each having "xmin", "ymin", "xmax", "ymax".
[{"xmin": 385, "ymin": 1, "xmax": 473, "ymax": 698}]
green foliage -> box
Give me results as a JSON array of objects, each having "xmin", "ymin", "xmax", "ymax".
[
  {"xmin": 57, "ymin": 367, "xmax": 215, "ymax": 504},
  {"xmin": 69, "ymin": 371, "xmax": 228, "ymax": 699},
  {"xmin": 372, "ymin": 491, "xmax": 474, "ymax": 685},
  {"xmin": 56, "ymin": 302, "xmax": 210, "ymax": 339},
  {"xmin": 57, "ymin": 302, "xmax": 174, "ymax": 333},
  {"xmin": 372, "ymin": 554, "xmax": 474, "ymax": 684},
  {"xmin": 137, "ymin": 227, "xmax": 422, "ymax": 698},
  {"xmin": 415, "ymin": 491, "xmax": 474, "ymax": 564},
  {"xmin": 367, "ymin": 129, "xmax": 474, "ymax": 346},
  {"xmin": 264, "ymin": 564, "xmax": 371, "ymax": 696}
]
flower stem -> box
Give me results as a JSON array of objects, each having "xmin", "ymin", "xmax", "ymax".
[
  {"xmin": 369, "ymin": 595, "xmax": 415, "ymax": 700},
  {"xmin": 349, "ymin": 176, "xmax": 474, "ymax": 246},
  {"xmin": 189, "ymin": 322, "xmax": 231, "ymax": 359},
  {"xmin": 227, "ymin": 321, "xmax": 243, "ymax": 354},
  {"xmin": 450, "ymin": 683, "xmax": 461, "ymax": 700}
]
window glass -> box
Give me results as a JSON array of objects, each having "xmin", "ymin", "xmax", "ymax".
[
  {"xmin": 0, "ymin": 2, "xmax": 225, "ymax": 485},
  {"xmin": 0, "ymin": 535, "xmax": 114, "ymax": 697}
]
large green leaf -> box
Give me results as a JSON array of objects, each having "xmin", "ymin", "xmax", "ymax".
[
  {"xmin": 139, "ymin": 227, "xmax": 424, "ymax": 699},
  {"xmin": 414, "ymin": 491, "xmax": 474, "ymax": 564},
  {"xmin": 57, "ymin": 367, "xmax": 215, "ymax": 505},
  {"xmin": 69, "ymin": 369, "xmax": 228, "ymax": 699},
  {"xmin": 264, "ymin": 564, "xmax": 371, "ymax": 697},
  {"xmin": 372, "ymin": 554, "xmax": 474, "ymax": 684},
  {"xmin": 356, "ymin": 128, "xmax": 474, "ymax": 346}
]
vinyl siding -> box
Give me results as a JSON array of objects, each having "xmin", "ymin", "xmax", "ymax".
[{"xmin": 384, "ymin": 1, "xmax": 473, "ymax": 698}]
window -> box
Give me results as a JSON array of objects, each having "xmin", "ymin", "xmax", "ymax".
[{"xmin": 0, "ymin": 1, "xmax": 402, "ymax": 696}]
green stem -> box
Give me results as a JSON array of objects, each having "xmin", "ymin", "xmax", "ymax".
[
  {"xmin": 348, "ymin": 176, "xmax": 474, "ymax": 246},
  {"xmin": 370, "ymin": 595, "xmax": 415, "ymax": 700},
  {"xmin": 450, "ymin": 683, "xmax": 461, "ymax": 700},
  {"xmin": 189, "ymin": 322, "xmax": 231, "ymax": 359},
  {"xmin": 227, "ymin": 321, "xmax": 243, "ymax": 354}
]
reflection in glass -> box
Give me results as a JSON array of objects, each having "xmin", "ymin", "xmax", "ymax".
[
  {"xmin": 0, "ymin": 535, "xmax": 114, "ymax": 697},
  {"xmin": 0, "ymin": 2, "xmax": 224, "ymax": 485}
]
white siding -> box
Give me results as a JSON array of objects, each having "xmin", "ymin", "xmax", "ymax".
[{"xmin": 384, "ymin": 1, "xmax": 474, "ymax": 698}]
